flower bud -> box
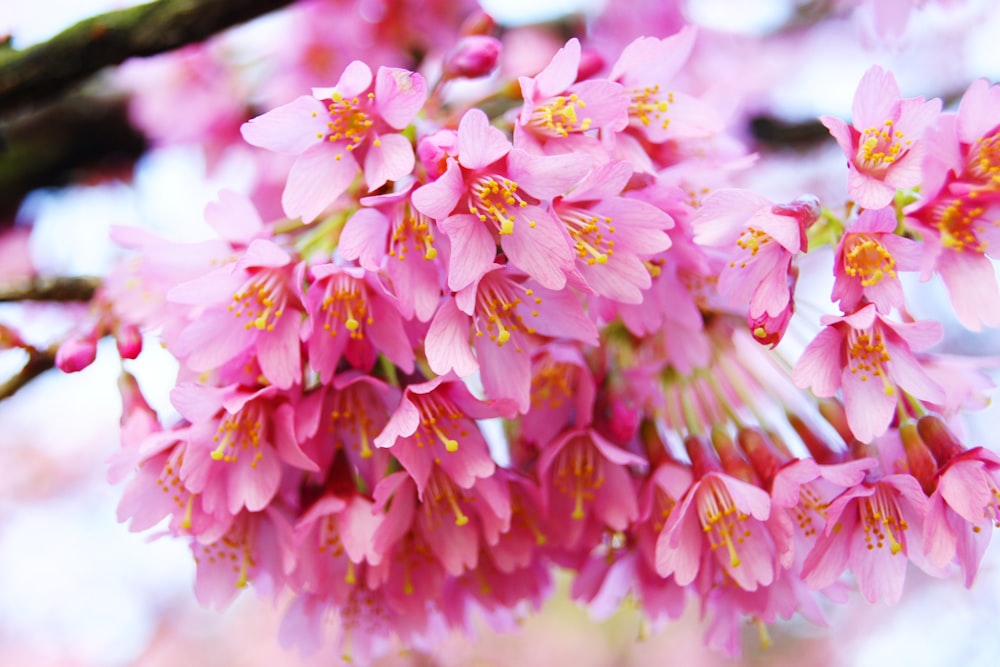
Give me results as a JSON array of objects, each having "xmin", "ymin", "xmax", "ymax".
[
  {"xmin": 115, "ymin": 323, "xmax": 143, "ymax": 360},
  {"xmin": 55, "ymin": 335, "xmax": 98, "ymax": 373},
  {"xmin": 749, "ymin": 302, "xmax": 793, "ymax": 348},
  {"xmin": 899, "ymin": 421, "xmax": 938, "ymax": 495},
  {"xmin": 417, "ymin": 129, "xmax": 458, "ymax": 179},
  {"xmin": 443, "ymin": 35, "xmax": 502, "ymax": 80}
]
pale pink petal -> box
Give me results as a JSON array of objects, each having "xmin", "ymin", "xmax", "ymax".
[
  {"xmin": 848, "ymin": 167, "xmax": 896, "ymax": 210},
  {"xmin": 500, "ymin": 206, "xmax": 572, "ymax": 289},
  {"xmin": 339, "ymin": 208, "xmax": 390, "ymax": 271},
  {"xmin": 412, "ymin": 159, "xmax": 465, "ymax": 220},
  {"xmin": 851, "ymin": 66, "xmax": 899, "ymax": 130},
  {"xmin": 842, "ymin": 365, "xmax": 896, "ymax": 442},
  {"xmin": 205, "ymin": 190, "xmax": 264, "ymax": 243},
  {"xmin": 534, "ymin": 38, "xmax": 580, "ymax": 97},
  {"xmin": 241, "ymin": 96, "xmax": 327, "ymax": 154},
  {"xmin": 283, "ymin": 143, "xmax": 359, "ymax": 223},
  {"xmin": 426, "ymin": 298, "xmax": 478, "ymax": 377},
  {"xmin": 374, "ymin": 67, "xmax": 428, "ymax": 129},
  {"xmin": 457, "ymin": 108, "xmax": 511, "ymax": 170},
  {"xmin": 439, "ymin": 213, "xmax": 496, "ymax": 291},
  {"xmin": 256, "ymin": 312, "xmax": 301, "ymax": 390},
  {"xmin": 363, "ymin": 132, "xmax": 415, "ymax": 190},
  {"xmin": 507, "ymin": 149, "xmax": 591, "ymax": 200},
  {"xmin": 476, "ymin": 334, "xmax": 531, "ymax": 412},
  {"xmin": 792, "ymin": 326, "xmax": 844, "ymax": 397}
]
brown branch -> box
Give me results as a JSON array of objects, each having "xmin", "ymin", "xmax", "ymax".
[
  {"xmin": 0, "ymin": 0, "xmax": 299, "ymax": 116},
  {"xmin": 0, "ymin": 92, "xmax": 146, "ymax": 221},
  {"xmin": 0, "ymin": 276, "xmax": 101, "ymax": 302},
  {"xmin": 0, "ymin": 345, "xmax": 56, "ymax": 401}
]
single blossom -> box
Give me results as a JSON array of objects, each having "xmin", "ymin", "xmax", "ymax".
[
  {"xmin": 793, "ymin": 304, "xmax": 944, "ymax": 442},
  {"xmin": 411, "ymin": 108, "xmax": 590, "ymax": 291},
  {"xmin": 241, "ymin": 61, "xmax": 427, "ymax": 222},
  {"xmin": 821, "ymin": 65, "xmax": 941, "ymax": 209}
]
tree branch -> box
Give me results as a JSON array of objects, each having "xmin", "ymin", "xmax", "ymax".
[
  {"xmin": 0, "ymin": 276, "xmax": 101, "ymax": 302},
  {"xmin": 0, "ymin": 0, "xmax": 298, "ymax": 116},
  {"xmin": 0, "ymin": 345, "xmax": 56, "ymax": 401}
]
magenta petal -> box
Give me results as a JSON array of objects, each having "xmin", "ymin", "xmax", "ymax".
[
  {"xmin": 283, "ymin": 143, "xmax": 358, "ymax": 223},
  {"xmin": 373, "ymin": 395, "xmax": 421, "ymax": 448}
]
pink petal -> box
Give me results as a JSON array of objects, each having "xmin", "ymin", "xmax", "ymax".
[
  {"xmin": 440, "ymin": 213, "xmax": 496, "ymax": 291},
  {"xmin": 374, "ymin": 67, "xmax": 428, "ymax": 130},
  {"xmin": 457, "ymin": 108, "xmax": 511, "ymax": 170},
  {"xmin": 426, "ymin": 298, "xmax": 478, "ymax": 378},
  {"xmin": 363, "ymin": 132, "xmax": 415, "ymax": 190},
  {"xmin": 412, "ymin": 159, "xmax": 465, "ymax": 220},
  {"xmin": 205, "ymin": 190, "xmax": 264, "ymax": 244},
  {"xmin": 500, "ymin": 206, "xmax": 572, "ymax": 289},
  {"xmin": 283, "ymin": 143, "xmax": 358, "ymax": 223},
  {"xmin": 241, "ymin": 96, "xmax": 327, "ymax": 155},
  {"xmin": 339, "ymin": 208, "xmax": 390, "ymax": 271}
]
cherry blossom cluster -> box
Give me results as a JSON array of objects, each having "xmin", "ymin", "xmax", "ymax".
[{"xmin": 65, "ymin": 2, "xmax": 1000, "ymax": 660}]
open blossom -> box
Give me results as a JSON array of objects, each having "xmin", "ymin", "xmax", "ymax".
[
  {"xmin": 655, "ymin": 437, "xmax": 779, "ymax": 592},
  {"xmin": 801, "ymin": 474, "xmax": 929, "ymax": 604},
  {"xmin": 241, "ymin": 61, "xmax": 427, "ymax": 222},
  {"xmin": 425, "ymin": 265, "xmax": 598, "ymax": 412},
  {"xmin": 169, "ymin": 237, "xmax": 302, "ymax": 389},
  {"xmin": 822, "ymin": 65, "xmax": 941, "ymax": 209},
  {"xmin": 906, "ymin": 78, "xmax": 1000, "ymax": 330},
  {"xmin": 551, "ymin": 160, "xmax": 673, "ymax": 304},
  {"xmin": 516, "ymin": 37, "xmax": 628, "ymax": 149},
  {"xmin": 692, "ymin": 190, "xmax": 817, "ymax": 319},
  {"xmin": 793, "ymin": 304, "xmax": 944, "ymax": 443},
  {"xmin": 832, "ymin": 206, "xmax": 922, "ymax": 312},
  {"xmin": 338, "ymin": 185, "xmax": 445, "ymax": 322},
  {"xmin": 412, "ymin": 108, "xmax": 590, "ymax": 291}
]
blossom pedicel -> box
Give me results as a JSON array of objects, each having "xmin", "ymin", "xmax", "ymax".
[{"xmin": 94, "ymin": 4, "xmax": 1000, "ymax": 661}]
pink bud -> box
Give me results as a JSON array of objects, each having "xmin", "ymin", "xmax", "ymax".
[
  {"xmin": 115, "ymin": 323, "xmax": 143, "ymax": 359},
  {"xmin": 443, "ymin": 35, "xmax": 502, "ymax": 79},
  {"xmin": 417, "ymin": 129, "xmax": 459, "ymax": 179},
  {"xmin": 748, "ymin": 304, "xmax": 793, "ymax": 348},
  {"xmin": 55, "ymin": 336, "xmax": 98, "ymax": 373}
]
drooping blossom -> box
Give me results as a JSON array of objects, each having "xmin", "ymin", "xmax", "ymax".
[
  {"xmin": 801, "ymin": 474, "xmax": 929, "ymax": 604},
  {"xmin": 692, "ymin": 190, "xmax": 817, "ymax": 320},
  {"xmin": 793, "ymin": 304, "xmax": 944, "ymax": 442},
  {"xmin": 241, "ymin": 61, "xmax": 427, "ymax": 222}
]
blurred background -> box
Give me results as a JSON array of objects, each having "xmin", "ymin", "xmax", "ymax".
[{"xmin": 3, "ymin": 0, "xmax": 1000, "ymax": 665}]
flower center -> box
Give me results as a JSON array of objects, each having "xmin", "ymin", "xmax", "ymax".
[
  {"xmin": 847, "ymin": 325, "xmax": 894, "ymax": 396},
  {"xmin": 424, "ymin": 472, "xmax": 471, "ymax": 527},
  {"xmin": 553, "ymin": 436, "xmax": 605, "ymax": 520},
  {"xmin": 324, "ymin": 91, "xmax": 374, "ymax": 159},
  {"xmin": 469, "ymin": 175, "xmax": 529, "ymax": 236},
  {"xmin": 473, "ymin": 276, "xmax": 539, "ymax": 348},
  {"xmin": 934, "ymin": 195, "xmax": 991, "ymax": 253},
  {"xmin": 559, "ymin": 206, "xmax": 616, "ymax": 265},
  {"xmin": 528, "ymin": 93, "xmax": 592, "ymax": 137},
  {"xmin": 320, "ymin": 274, "xmax": 371, "ymax": 339},
  {"xmin": 731, "ymin": 226, "xmax": 770, "ymax": 267},
  {"xmin": 329, "ymin": 385, "xmax": 380, "ymax": 460},
  {"xmin": 210, "ymin": 404, "xmax": 265, "ymax": 467},
  {"xmin": 229, "ymin": 270, "xmax": 286, "ymax": 332},
  {"xmin": 629, "ymin": 84, "xmax": 673, "ymax": 130},
  {"xmin": 413, "ymin": 392, "xmax": 467, "ymax": 453},
  {"xmin": 696, "ymin": 477, "xmax": 751, "ymax": 569},
  {"xmin": 389, "ymin": 206, "xmax": 437, "ymax": 261},
  {"xmin": 844, "ymin": 235, "xmax": 896, "ymax": 287},
  {"xmin": 967, "ymin": 131, "xmax": 1000, "ymax": 189},
  {"xmin": 857, "ymin": 119, "xmax": 911, "ymax": 174},
  {"xmin": 860, "ymin": 485, "xmax": 908, "ymax": 554}
]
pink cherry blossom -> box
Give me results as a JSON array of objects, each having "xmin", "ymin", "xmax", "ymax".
[
  {"xmin": 832, "ymin": 206, "xmax": 922, "ymax": 312},
  {"xmin": 411, "ymin": 108, "xmax": 590, "ymax": 290},
  {"xmin": 241, "ymin": 61, "xmax": 427, "ymax": 222},
  {"xmin": 801, "ymin": 474, "xmax": 929, "ymax": 604},
  {"xmin": 822, "ymin": 65, "xmax": 941, "ymax": 209},
  {"xmin": 793, "ymin": 304, "xmax": 944, "ymax": 442}
]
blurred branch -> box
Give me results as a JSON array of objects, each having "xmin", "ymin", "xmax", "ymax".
[
  {"xmin": 0, "ymin": 276, "xmax": 101, "ymax": 302},
  {"xmin": 0, "ymin": 0, "xmax": 299, "ymax": 116},
  {"xmin": 0, "ymin": 345, "xmax": 56, "ymax": 401},
  {"xmin": 0, "ymin": 93, "xmax": 146, "ymax": 221},
  {"xmin": 749, "ymin": 115, "xmax": 831, "ymax": 150}
]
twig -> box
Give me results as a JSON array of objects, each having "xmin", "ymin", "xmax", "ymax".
[
  {"xmin": 0, "ymin": 0, "xmax": 298, "ymax": 115},
  {"xmin": 0, "ymin": 276, "xmax": 101, "ymax": 302},
  {"xmin": 0, "ymin": 345, "xmax": 56, "ymax": 401}
]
